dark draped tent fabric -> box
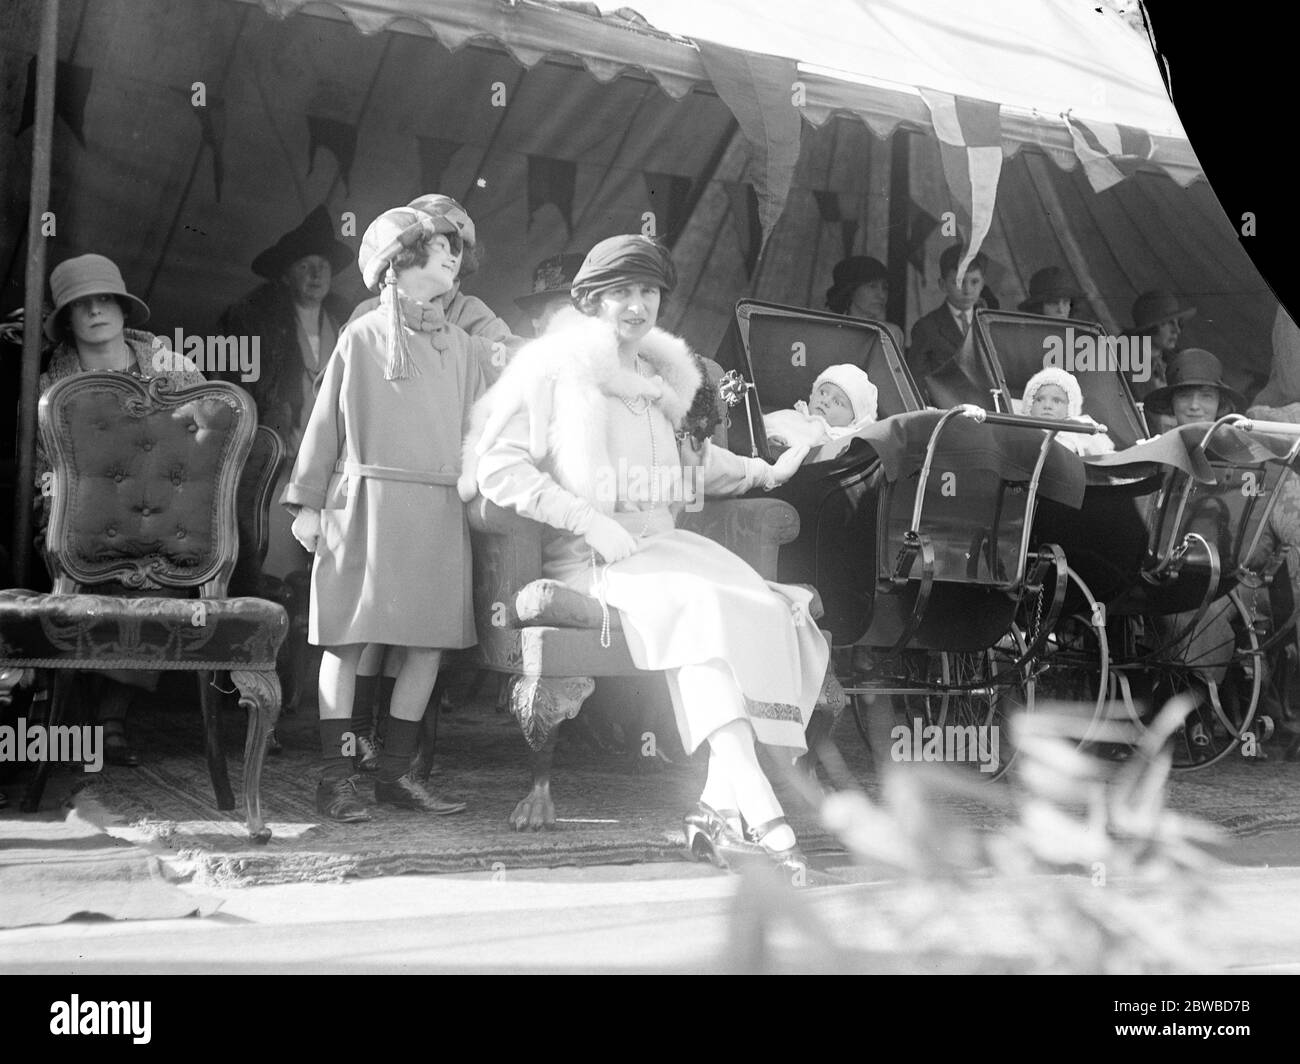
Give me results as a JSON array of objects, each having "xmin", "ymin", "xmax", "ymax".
[{"xmin": 0, "ymin": 0, "xmax": 1281, "ymax": 561}]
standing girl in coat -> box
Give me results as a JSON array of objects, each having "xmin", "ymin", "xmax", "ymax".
[
  {"xmin": 466, "ymin": 235, "xmax": 823, "ymax": 878},
  {"xmin": 283, "ymin": 205, "xmax": 485, "ymax": 821}
]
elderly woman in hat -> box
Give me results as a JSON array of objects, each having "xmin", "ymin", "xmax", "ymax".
[
  {"xmin": 39, "ymin": 253, "xmax": 205, "ymax": 766},
  {"xmin": 825, "ymin": 255, "xmax": 904, "ymax": 349},
  {"xmin": 283, "ymin": 204, "xmax": 486, "ymax": 822},
  {"xmin": 1019, "ymin": 266, "xmax": 1081, "ymax": 320},
  {"xmin": 465, "ymin": 234, "xmax": 824, "ymax": 879},
  {"xmin": 216, "ymin": 207, "xmax": 355, "ymax": 583}
]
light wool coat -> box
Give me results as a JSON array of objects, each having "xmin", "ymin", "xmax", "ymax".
[{"xmin": 467, "ymin": 308, "xmax": 829, "ymax": 751}]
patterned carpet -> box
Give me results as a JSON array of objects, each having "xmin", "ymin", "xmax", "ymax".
[{"xmin": 8, "ymin": 673, "xmax": 1300, "ymax": 887}]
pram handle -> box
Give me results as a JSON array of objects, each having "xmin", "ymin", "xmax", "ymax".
[
  {"xmin": 1233, "ymin": 417, "xmax": 1300, "ymax": 437},
  {"xmin": 955, "ymin": 403, "xmax": 1104, "ymax": 435}
]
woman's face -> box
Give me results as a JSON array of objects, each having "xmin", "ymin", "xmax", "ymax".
[
  {"xmin": 284, "ymin": 254, "xmax": 332, "ymax": 306},
  {"xmin": 810, "ymin": 382, "xmax": 854, "ymax": 427},
  {"xmin": 67, "ymin": 294, "xmax": 125, "ymax": 346},
  {"xmin": 595, "ymin": 282, "xmax": 660, "ymax": 345},
  {"xmin": 849, "ymin": 279, "xmax": 888, "ymax": 320},
  {"xmin": 397, "ymin": 234, "xmax": 463, "ymax": 301},
  {"xmin": 1029, "ymin": 383, "xmax": 1070, "ymax": 420},
  {"xmin": 1152, "ymin": 317, "xmax": 1182, "ymax": 353},
  {"xmin": 1042, "ymin": 298, "xmax": 1072, "ymax": 320},
  {"xmin": 1171, "ymin": 385, "xmax": 1221, "ymax": 425}
]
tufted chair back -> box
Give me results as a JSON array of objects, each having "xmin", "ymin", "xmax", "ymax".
[{"xmin": 38, "ymin": 373, "xmax": 256, "ymax": 598}]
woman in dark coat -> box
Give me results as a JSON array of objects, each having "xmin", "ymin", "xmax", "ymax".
[{"xmin": 217, "ymin": 207, "xmax": 355, "ymax": 581}]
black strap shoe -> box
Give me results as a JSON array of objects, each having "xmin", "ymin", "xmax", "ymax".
[
  {"xmin": 374, "ymin": 773, "xmax": 467, "ymax": 815},
  {"xmin": 315, "ymin": 776, "xmax": 372, "ymax": 822}
]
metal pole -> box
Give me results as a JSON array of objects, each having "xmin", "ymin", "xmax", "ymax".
[{"xmin": 13, "ymin": 0, "xmax": 60, "ymax": 587}]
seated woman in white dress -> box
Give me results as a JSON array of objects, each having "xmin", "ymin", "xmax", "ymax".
[
  {"xmin": 763, "ymin": 363, "xmax": 879, "ymax": 463},
  {"xmin": 1017, "ymin": 366, "xmax": 1116, "ymax": 456},
  {"xmin": 464, "ymin": 235, "xmax": 828, "ymax": 880}
]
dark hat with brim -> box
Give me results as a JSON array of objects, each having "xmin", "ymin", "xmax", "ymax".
[
  {"xmin": 1142, "ymin": 347, "xmax": 1245, "ymax": 417},
  {"xmin": 515, "ymin": 253, "xmax": 587, "ymax": 314},
  {"xmin": 251, "ymin": 205, "xmax": 353, "ymax": 279},
  {"xmin": 825, "ymin": 255, "xmax": 888, "ymax": 312},
  {"xmin": 1131, "ymin": 289, "xmax": 1196, "ymax": 334},
  {"xmin": 1018, "ymin": 266, "xmax": 1081, "ymax": 312}
]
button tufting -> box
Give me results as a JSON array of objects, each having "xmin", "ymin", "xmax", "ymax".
[
  {"xmin": 140, "ymin": 506, "xmax": 152, "ymax": 516},
  {"xmin": 113, "ymin": 472, "xmax": 124, "ymax": 483},
  {"xmin": 186, "ymin": 423, "xmax": 198, "ymax": 433},
  {"xmin": 106, "ymin": 526, "xmax": 117, "ymax": 536},
  {"xmin": 176, "ymin": 528, "xmax": 187, "ymax": 539},
  {"xmin": 141, "ymin": 440, "xmax": 153, "ymax": 451}
]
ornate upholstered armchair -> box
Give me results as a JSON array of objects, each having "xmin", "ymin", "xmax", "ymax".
[
  {"xmin": 465, "ymin": 357, "xmax": 840, "ymax": 826},
  {"xmin": 0, "ymin": 374, "xmax": 288, "ymax": 841}
]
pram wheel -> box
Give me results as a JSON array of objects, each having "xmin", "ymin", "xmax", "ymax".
[{"xmin": 1138, "ymin": 589, "xmax": 1263, "ymax": 770}]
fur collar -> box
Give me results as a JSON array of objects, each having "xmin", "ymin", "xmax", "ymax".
[{"xmin": 459, "ymin": 308, "xmax": 703, "ymax": 507}]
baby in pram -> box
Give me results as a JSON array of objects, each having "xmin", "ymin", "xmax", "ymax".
[
  {"xmin": 763, "ymin": 363, "xmax": 878, "ymax": 463},
  {"xmin": 1018, "ymin": 365, "xmax": 1116, "ymax": 456}
]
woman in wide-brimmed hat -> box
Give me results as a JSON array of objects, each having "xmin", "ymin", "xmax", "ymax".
[
  {"xmin": 824, "ymin": 255, "xmax": 904, "ymax": 349},
  {"xmin": 1126, "ymin": 289, "xmax": 1196, "ymax": 399},
  {"xmin": 1018, "ymin": 266, "xmax": 1081, "ymax": 319},
  {"xmin": 466, "ymin": 234, "xmax": 827, "ymax": 879},
  {"xmin": 39, "ymin": 253, "xmax": 205, "ymax": 768},
  {"xmin": 1141, "ymin": 347, "xmax": 1244, "ymax": 423}
]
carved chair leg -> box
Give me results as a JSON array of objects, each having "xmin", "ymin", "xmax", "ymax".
[
  {"xmin": 197, "ymin": 671, "xmax": 235, "ymax": 811},
  {"xmin": 505, "ymin": 674, "xmax": 594, "ymax": 831},
  {"xmin": 20, "ymin": 670, "xmax": 73, "ymax": 813},
  {"xmin": 231, "ymin": 669, "xmax": 281, "ymax": 843}
]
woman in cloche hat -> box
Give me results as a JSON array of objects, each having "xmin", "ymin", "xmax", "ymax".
[
  {"xmin": 39, "ymin": 253, "xmax": 206, "ymax": 767},
  {"xmin": 1018, "ymin": 266, "xmax": 1081, "ymax": 319},
  {"xmin": 465, "ymin": 234, "xmax": 823, "ymax": 880}
]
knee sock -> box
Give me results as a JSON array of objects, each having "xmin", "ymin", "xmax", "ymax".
[
  {"xmin": 374, "ymin": 675, "xmax": 396, "ymax": 741},
  {"xmin": 319, "ymin": 718, "xmax": 357, "ymax": 783},
  {"xmin": 377, "ymin": 718, "xmax": 421, "ymax": 783},
  {"xmin": 352, "ymin": 675, "xmax": 378, "ymax": 744}
]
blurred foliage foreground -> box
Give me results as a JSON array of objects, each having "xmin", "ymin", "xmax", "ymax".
[{"xmin": 728, "ymin": 696, "xmax": 1227, "ymax": 974}]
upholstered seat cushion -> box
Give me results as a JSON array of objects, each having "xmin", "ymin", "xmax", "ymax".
[{"xmin": 0, "ymin": 589, "xmax": 287, "ymax": 669}]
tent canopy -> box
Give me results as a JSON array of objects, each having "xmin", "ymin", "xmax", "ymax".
[{"xmin": 0, "ymin": 0, "xmax": 1273, "ymax": 396}]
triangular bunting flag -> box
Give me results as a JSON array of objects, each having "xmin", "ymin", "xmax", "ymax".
[
  {"xmin": 812, "ymin": 191, "xmax": 859, "ymax": 260},
  {"xmin": 417, "ymin": 137, "xmax": 463, "ymax": 196},
  {"xmin": 1065, "ymin": 115, "xmax": 1154, "ymax": 194},
  {"xmin": 527, "ymin": 154, "xmax": 576, "ymax": 235},
  {"xmin": 190, "ymin": 94, "xmax": 227, "ymax": 203},
  {"xmin": 16, "ymin": 56, "xmax": 93, "ymax": 148},
  {"xmin": 307, "ymin": 115, "xmax": 358, "ymax": 193},
  {"xmin": 642, "ymin": 172, "xmax": 693, "ymax": 242},
  {"xmin": 697, "ymin": 42, "xmax": 801, "ymax": 247},
  {"xmin": 919, "ymin": 89, "xmax": 1003, "ymax": 281},
  {"xmin": 906, "ymin": 205, "xmax": 941, "ymax": 276},
  {"xmin": 840, "ymin": 219, "xmax": 859, "ymax": 261}
]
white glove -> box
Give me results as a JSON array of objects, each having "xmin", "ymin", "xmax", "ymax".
[
  {"xmin": 766, "ymin": 443, "xmax": 812, "ymax": 487},
  {"xmin": 583, "ymin": 513, "xmax": 639, "ymax": 563},
  {"xmin": 291, "ymin": 507, "xmax": 322, "ymax": 552}
]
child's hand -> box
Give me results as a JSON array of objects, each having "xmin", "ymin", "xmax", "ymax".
[
  {"xmin": 584, "ymin": 514, "xmax": 639, "ymax": 563},
  {"xmin": 291, "ymin": 507, "xmax": 322, "ymax": 552},
  {"xmin": 769, "ymin": 443, "xmax": 811, "ymax": 486}
]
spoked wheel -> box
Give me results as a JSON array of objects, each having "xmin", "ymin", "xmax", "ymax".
[
  {"xmin": 849, "ymin": 649, "xmax": 938, "ymax": 763},
  {"xmin": 918, "ymin": 624, "xmax": 1033, "ymax": 781},
  {"xmin": 1029, "ymin": 565, "xmax": 1113, "ymax": 750},
  {"xmin": 1139, "ymin": 589, "xmax": 1263, "ymax": 770}
]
